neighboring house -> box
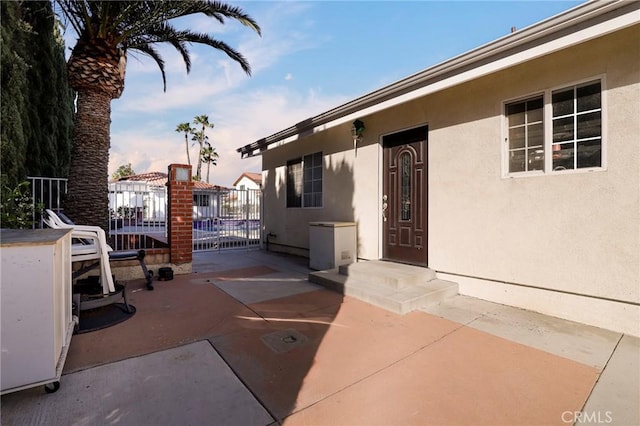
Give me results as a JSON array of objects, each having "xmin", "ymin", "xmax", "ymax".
[
  {"xmin": 237, "ymin": 1, "xmax": 640, "ymax": 336},
  {"xmin": 110, "ymin": 172, "xmax": 225, "ymax": 221},
  {"xmin": 233, "ymin": 172, "xmax": 262, "ymax": 190},
  {"xmin": 109, "ymin": 172, "xmax": 168, "ymax": 222},
  {"xmin": 231, "ymin": 172, "xmax": 262, "ymax": 218},
  {"xmin": 192, "ymin": 181, "xmax": 228, "ymax": 221}
]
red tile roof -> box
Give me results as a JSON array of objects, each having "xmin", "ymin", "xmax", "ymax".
[{"xmin": 111, "ymin": 172, "xmax": 226, "ymax": 190}]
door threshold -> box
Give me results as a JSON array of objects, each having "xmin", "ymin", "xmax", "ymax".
[{"xmin": 379, "ymin": 258, "xmax": 429, "ymax": 268}]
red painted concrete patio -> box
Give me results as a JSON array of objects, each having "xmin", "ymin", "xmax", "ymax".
[{"xmin": 2, "ymin": 250, "xmax": 636, "ymax": 426}]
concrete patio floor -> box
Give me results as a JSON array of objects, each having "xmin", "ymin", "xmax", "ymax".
[{"xmin": 1, "ymin": 249, "xmax": 638, "ymax": 425}]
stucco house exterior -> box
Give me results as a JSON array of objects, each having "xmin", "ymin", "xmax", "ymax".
[{"xmin": 237, "ymin": 1, "xmax": 639, "ymax": 336}]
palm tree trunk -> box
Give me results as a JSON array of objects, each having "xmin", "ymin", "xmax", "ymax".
[
  {"xmin": 184, "ymin": 134, "xmax": 191, "ymax": 165},
  {"xmin": 65, "ymin": 90, "xmax": 111, "ymax": 231},
  {"xmin": 196, "ymin": 141, "xmax": 203, "ymax": 180},
  {"xmin": 207, "ymin": 163, "xmax": 210, "ymax": 183}
]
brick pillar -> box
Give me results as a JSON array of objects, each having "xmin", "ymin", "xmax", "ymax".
[{"xmin": 167, "ymin": 164, "xmax": 193, "ymax": 266}]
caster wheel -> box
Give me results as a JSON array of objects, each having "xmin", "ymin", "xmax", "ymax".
[
  {"xmin": 146, "ymin": 271, "xmax": 154, "ymax": 291},
  {"xmin": 44, "ymin": 381, "xmax": 60, "ymax": 394}
]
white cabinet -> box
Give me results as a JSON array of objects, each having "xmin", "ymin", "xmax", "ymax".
[
  {"xmin": 1, "ymin": 228, "xmax": 75, "ymax": 394},
  {"xmin": 309, "ymin": 222, "xmax": 357, "ymax": 270}
]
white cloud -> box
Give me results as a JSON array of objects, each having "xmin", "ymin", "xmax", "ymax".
[
  {"xmin": 62, "ymin": 3, "xmax": 324, "ymax": 120},
  {"xmin": 285, "ymin": 73, "xmax": 293, "ymax": 81},
  {"xmin": 109, "ymin": 84, "xmax": 347, "ymax": 187},
  {"xmin": 106, "ymin": 2, "xmax": 348, "ymax": 188}
]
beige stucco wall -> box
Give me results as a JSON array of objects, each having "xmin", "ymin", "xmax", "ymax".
[
  {"xmin": 262, "ymin": 124, "xmax": 381, "ymax": 259},
  {"xmin": 261, "ymin": 26, "xmax": 639, "ymax": 319},
  {"xmin": 425, "ymin": 26, "xmax": 639, "ymax": 305}
]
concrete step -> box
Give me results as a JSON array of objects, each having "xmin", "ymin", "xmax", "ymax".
[
  {"xmin": 338, "ymin": 260, "xmax": 436, "ymax": 289},
  {"xmin": 309, "ymin": 268, "xmax": 458, "ymax": 315}
]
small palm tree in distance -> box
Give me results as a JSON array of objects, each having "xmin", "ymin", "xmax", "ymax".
[
  {"xmin": 201, "ymin": 142, "xmax": 219, "ymax": 183},
  {"xmin": 176, "ymin": 122, "xmax": 193, "ymax": 166},
  {"xmin": 192, "ymin": 114, "xmax": 215, "ymax": 181}
]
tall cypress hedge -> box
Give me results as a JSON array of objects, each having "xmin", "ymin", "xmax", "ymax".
[{"xmin": 1, "ymin": 1, "xmax": 75, "ymax": 187}]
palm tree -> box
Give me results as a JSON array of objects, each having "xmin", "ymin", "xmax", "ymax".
[
  {"xmin": 55, "ymin": 1, "xmax": 261, "ymax": 230},
  {"xmin": 192, "ymin": 114, "xmax": 214, "ymax": 181},
  {"xmin": 175, "ymin": 122, "xmax": 193, "ymax": 166},
  {"xmin": 201, "ymin": 142, "xmax": 219, "ymax": 183}
]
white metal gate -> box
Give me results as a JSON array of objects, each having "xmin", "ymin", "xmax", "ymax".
[
  {"xmin": 108, "ymin": 181, "xmax": 167, "ymax": 251},
  {"xmin": 193, "ymin": 188, "xmax": 261, "ymax": 251},
  {"xmin": 28, "ymin": 177, "xmax": 260, "ymax": 252}
]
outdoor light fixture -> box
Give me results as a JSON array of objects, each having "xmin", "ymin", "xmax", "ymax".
[
  {"xmin": 175, "ymin": 166, "xmax": 190, "ymax": 182},
  {"xmin": 351, "ymin": 119, "xmax": 365, "ymax": 155}
]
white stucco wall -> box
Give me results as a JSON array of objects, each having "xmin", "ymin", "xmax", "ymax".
[
  {"xmin": 234, "ymin": 176, "xmax": 261, "ymax": 191},
  {"xmin": 260, "ymin": 26, "xmax": 639, "ymax": 334}
]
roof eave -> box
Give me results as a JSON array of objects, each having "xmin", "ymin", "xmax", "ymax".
[{"xmin": 237, "ymin": 0, "xmax": 637, "ymax": 158}]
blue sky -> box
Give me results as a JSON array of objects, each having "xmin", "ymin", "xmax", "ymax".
[{"xmin": 65, "ymin": 1, "xmax": 583, "ymax": 186}]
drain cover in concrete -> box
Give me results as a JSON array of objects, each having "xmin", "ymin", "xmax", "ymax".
[{"xmin": 261, "ymin": 329, "xmax": 309, "ymax": 354}]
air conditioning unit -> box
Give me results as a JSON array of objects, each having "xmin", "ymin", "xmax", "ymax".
[{"xmin": 309, "ymin": 222, "xmax": 357, "ymax": 270}]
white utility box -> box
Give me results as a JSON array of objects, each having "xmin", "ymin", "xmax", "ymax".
[
  {"xmin": 1, "ymin": 228, "xmax": 75, "ymax": 394},
  {"xmin": 309, "ymin": 222, "xmax": 357, "ymax": 270}
]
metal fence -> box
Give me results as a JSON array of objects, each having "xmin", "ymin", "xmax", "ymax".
[
  {"xmin": 26, "ymin": 177, "xmax": 261, "ymax": 252},
  {"xmin": 193, "ymin": 188, "xmax": 261, "ymax": 251},
  {"xmin": 108, "ymin": 181, "xmax": 167, "ymax": 251},
  {"xmin": 28, "ymin": 176, "xmax": 68, "ymax": 227}
]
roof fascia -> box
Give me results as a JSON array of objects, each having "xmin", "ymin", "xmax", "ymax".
[
  {"xmin": 238, "ymin": 0, "xmax": 638, "ymax": 158},
  {"xmin": 232, "ymin": 174, "xmax": 246, "ymax": 187}
]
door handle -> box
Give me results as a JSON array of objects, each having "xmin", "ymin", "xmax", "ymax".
[{"xmin": 382, "ymin": 195, "xmax": 388, "ymax": 222}]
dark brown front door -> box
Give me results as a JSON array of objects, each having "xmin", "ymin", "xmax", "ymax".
[{"xmin": 382, "ymin": 126, "xmax": 428, "ymax": 265}]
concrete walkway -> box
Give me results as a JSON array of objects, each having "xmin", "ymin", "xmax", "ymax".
[{"xmin": 1, "ymin": 250, "xmax": 638, "ymax": 425}]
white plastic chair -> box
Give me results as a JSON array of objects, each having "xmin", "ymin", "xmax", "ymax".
[{"xmin": 44, "ymin": 209, "xmax": 116, "ymax": 294}]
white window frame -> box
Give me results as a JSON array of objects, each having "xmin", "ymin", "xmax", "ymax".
[
  {"xmin": 193, "ymin": 193, "xmax": 210, "ymax": 207},
  {"xmin": 502, "ymin": 75, "xmax": 606, "ymax": 178},
  {"xmin": 503, "ymin": 93, "xmax": 546, "ymax": 177}
]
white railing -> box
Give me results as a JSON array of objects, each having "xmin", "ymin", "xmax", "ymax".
[
  {"xmin": 108, "ymin": 181, "xmax": 167, "ymax": 251},
  {"xmin": 27, "ymin": 177, "xmax": 260, "ymax": 252},
  {"xmin": 28, "ymin": 176, "xmax": 68, "ymax": 228},
  {"xmin": 193, "ymin": 188, "xmax": 262, "ymax": 251}
]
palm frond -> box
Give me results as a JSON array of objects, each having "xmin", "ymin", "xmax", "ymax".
[
  {"xmin": 56, "ymin": 0, "xmax": 260, "ymax": 90},
  {"xmin": 130, "ymin": 44, "xmax": 167, "ymax": 91},
  {"xmin": 128, "ymin": 22, "xmax": 193, "ymax": 73},
  {"xmin": 169, "ymin": 31, "xmax": 252, "ymax": 75},
  {"xmin": 165, "ymin": 1, "xmax": 262, "ymax": 36},
  {"xmin": 55, "ymin": 0, "xmax": 92, "ymax": 38}
]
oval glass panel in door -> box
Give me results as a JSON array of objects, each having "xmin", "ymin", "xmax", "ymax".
[{"xmin": 401, "ymin": 152, "xmax": 411, "ymax": 220}]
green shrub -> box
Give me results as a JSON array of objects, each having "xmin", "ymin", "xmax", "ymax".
[{"xmin": 0, "ymin": 176, "xmax": 41, "ymax": 229}]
